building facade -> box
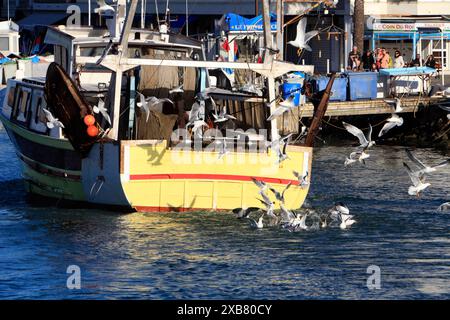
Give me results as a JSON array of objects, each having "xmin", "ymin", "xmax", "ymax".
[{"xmin": 2, "ymin": 1, "xmax": 449, "ymax": 71}]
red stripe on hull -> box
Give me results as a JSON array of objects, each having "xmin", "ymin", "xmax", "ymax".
[
  {"xmin": 134, "ymin": 206, "xmax": 230, "ymax": 213},
  {"xmin": 129, "ymin": 173, "xmax": 298, "ymax": 185}
]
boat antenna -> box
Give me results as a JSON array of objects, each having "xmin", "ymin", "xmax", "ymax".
[
  {"xmin": 185, "ymin": 0, "xmax": 189, "ymax": 36},
  {"xmin": 165, "ymin": 0, "xmax": 170, "ymax": 23},
  {"xmin": 154, "ymin": 0, "xmax": 160, "ymax": 27}
]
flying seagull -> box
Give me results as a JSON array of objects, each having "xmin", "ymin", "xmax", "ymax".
[
  {"xmin": 344, "ymin": 150, "xmax": 370, "ymax": 166},
  {"xmin": 287, "ymin": 17, "xmax": 319, "ymax": 53},
  {"xmin": 95, "ymin": 0, "xmax": 115, "ymax": 16},
  {"xmin": 342, "ymin": 122, "xmax": 375, "ymax": 150},
  {"xmin": 42, "ymin": 108, "xmax": 64, "ymax": 129},
  {"xmin": 251, "ymin": 177, "xmax": 268, "ymax": 192},
  {"xmin": 169, "ymin": 85, "xmax": 184, "ymax": 95},
  {"xmin": 405, "ymin": 149, "xmax": 450, "ymax": 175},
  {"xmin": 267, "ymin": 96, "xmax": 297, "ymax": 121},
  {"xmin": 213, "ymin": 105, "xmax": 236, "ymax": 123},
  {"xmin": 378, "ymin": 114, "xmax": 404, "ymax": 137},
  {"xmin": 93, "ymin": 98, "xmax": 111, "ymax": 125},
  {"xmin": 384, "ymin": 98, "xmax": 403, "ymax": 113},
  {"xmin": 136, "ymin": 92, "xmax": 174, "ymax": 122},
  {"xmin": 293, "ymin": 171, "xmax": 309, "ymax": 188},
  {"xmin": 269, "ymin": 182, "xmax": 292, "ymax": 204},
  {"xmin": 233, "ymin": 207, "xmax": 259, "ymax": 219},
  {"xmin": 403, "ymin": 162, "xmax": 431, "ymax": 197}
]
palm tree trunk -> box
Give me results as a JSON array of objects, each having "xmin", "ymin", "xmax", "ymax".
[{"xmin": 353, "ymin": 0, "xmax": 365, "ymax": 52}]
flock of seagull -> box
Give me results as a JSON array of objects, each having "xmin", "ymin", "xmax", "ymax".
[
  {"xmin": 235, "ymin": 173, "xmax": 357, "ymax": 232},
  {"xmin": 340, "ymin": 98, "xmax": 450, "ymax": 214}
]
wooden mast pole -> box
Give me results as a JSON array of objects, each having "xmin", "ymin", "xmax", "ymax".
[
  {"xmin": 305, "ymin": 73, "xmax": 336, "ymax": 147},
  {"xmin": 262, "ymin": 0, "xmax": 279, "ymax": 142}
]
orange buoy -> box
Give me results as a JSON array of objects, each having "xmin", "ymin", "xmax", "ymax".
[
  {"xmin": 86, "ymin": 125, "xmax": 99, "ymax": 137},
  {"xmin": 84, "ymin": 114, "xmax": 96, "ymax": 126}
]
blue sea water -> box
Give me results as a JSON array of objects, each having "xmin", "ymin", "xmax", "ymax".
[{"xmin": 0, "ymin": 124, "xmax": 449, "ymax": 299}]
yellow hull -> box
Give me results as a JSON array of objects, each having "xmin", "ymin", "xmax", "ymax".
[{"xmin": 120, "ymin": 140, "xmax": 312, "ymax": 212}]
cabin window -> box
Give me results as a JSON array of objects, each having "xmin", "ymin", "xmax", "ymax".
[
  {"xmin": 34, "ymin": 97, "xmax": 45, "ymax": 124},
  {"xmin": 54, "ymin": 45, "xmax": 69, "ymax": 72},
  {"xmin": 12, "ymin": 87, "xmax": 32, "ymax": 124},
  {"xmin": 7, "ymin": 85, "xmax": 17, "ymax": 107},
  {"xmin": 0, "ymin": 37, "xmax": 9, "ymax": 51}
]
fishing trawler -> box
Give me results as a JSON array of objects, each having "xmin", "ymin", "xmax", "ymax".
[{"xmin": 0, "ymin": 0, "xmax": 332, "ymax": 212}]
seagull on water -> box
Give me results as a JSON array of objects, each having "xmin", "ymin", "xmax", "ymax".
[
  {"xmin": 267, "ymin": 96, "xmax": 297, "ymax": 121},
  {"xmin": 403, "ymin": 162, "xmax": 431, "ymax": 197},
  {"xmin": 42, "ymin": 108, "xmax": 64, "ymax": 129},
  {"xmin": 339, "ymin": 212, "xmax": 356, "ymax": 230},
  {"xmin": 293, "ymin": 170, "xmax": 309, "ymax": 188},
  {"xmin": 342, "ymin": 122, "xmax": 375, "ymax": 150},
  {"xmin": 287, "ymin": 17, "xmax": 319, "ymax": 53},
  {"xmin": 378, "ymin": 114, "xmax": 404, "ymax": 137},
  {"xmin": 384, "ymin": 98, "xmax": 403, "ymax": 113},
  {"xmin": 93, "ymin": 98, "xmax": 111, "ymax": 125},
  {"xmin": 437, "ymin": 202, "xmax": 450, "ymax": 212},
  {"xmin": 405, "ymin": 149, "xmax": 450, "ymax": 176},
  {"xmin": 248, "ymin": 213, "xmax": 264, "ymax": 229}
]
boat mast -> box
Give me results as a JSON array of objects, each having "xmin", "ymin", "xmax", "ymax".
[
  {"xmin": 262, "ymin": 0, "xmax": 279, "ymax": 142},
  {"xmin": 109, "ymin": 0, "xmax": 139, "ymax": 140}
]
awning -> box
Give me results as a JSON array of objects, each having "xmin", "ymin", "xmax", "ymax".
[
  {"xmin": 17, "ymin": 13, "xmax": 68, "ymax": 29},
  {"xmin": 218, "ymin": 13, "xmax": 277, "ymax": 33}
]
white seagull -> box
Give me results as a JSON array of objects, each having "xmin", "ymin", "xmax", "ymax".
[
  {"xmin": 339, "ymin": 213, "xmax": 356, "ymax": 230},
  {"xmin": 378, "ymin": 114, "xmax": 404, "ymax": 137},
  {"xmin": 95, "ymin": 0, "xmax": 115, "ymax": 16},
  {"xmin": 293, "ymin": 171, "xmax": 309, "ymax": 188},
  {"xmin": 269, "ymin": 182, "xmax": 292, "ymax": 204},
  {"xmin": 93, "ymin": 98, "xmax": 111, "ymax": 125},
  {"xmin": 403, "ymin": 162, "xmax": 431, "ymax": 197},
  {"xmin": 405, "ymin": 149, "xmax": 450, "ymax": 176},
  {"xmin": 437, "ymin": 202, "xmax": 450, "ymax": 212},
  {"xmin": 136, "ymin": 92, "xmax": 174, "ymax": 122},
  {"xmin": 342, "ymin": 122, "xmax": 375, "ymax": 150},
  {"xmin": 213, "ymin": 105, "xmax": 236, "ymax": 123},
  {"xmin": 384, "ymin": 98, "xmax": 403, "ymax": 113},
  {"xmin": 248, "ymin": 213, "xmax": 264, "ymax": 229},
  {"xmin": 287, "ymin": 17, "xmax": 319, "ymax": 53},
  {"xmin": 42, "ymin": 108, "xmax": 64, "ymax": 129},
  {"xmin": 251, "ymin": 177, "xmax": 268, "ymax": 192},
  {"xmin": 344, "ymin": 150, "xmax": 370, "ymax": 166},
  {"xmin": 169, "ymin": 85, "xmax": 184, "ymax": 95},
  {"xmin": 267, "ymin": 96, "xmax": 297, "ymax": 121}
]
